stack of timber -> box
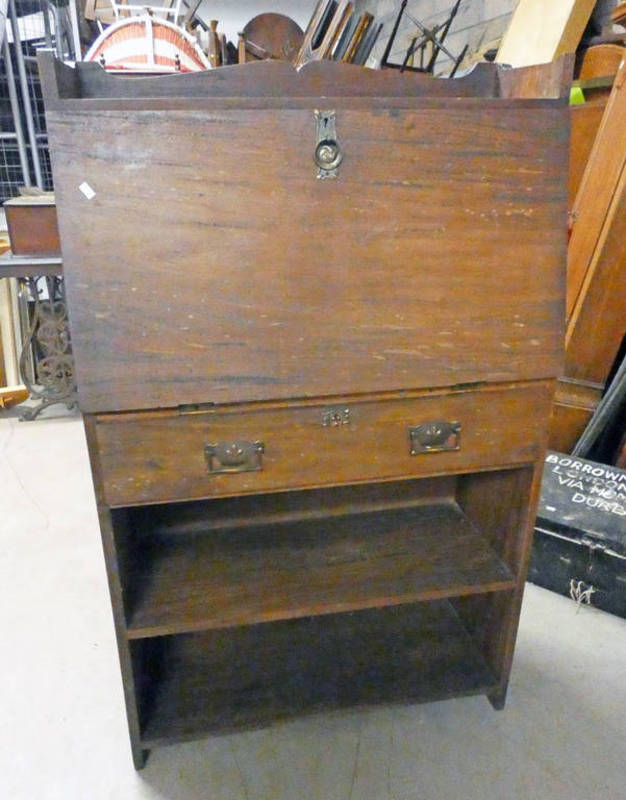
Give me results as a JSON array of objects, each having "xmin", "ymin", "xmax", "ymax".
[{"xmin": 550, "ymin": 53, "xmax": 626, "ymax": 453}]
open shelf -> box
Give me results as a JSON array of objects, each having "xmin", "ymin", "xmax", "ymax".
[
  {"xmin": 127, "ymin": 476, "xmax": 455, "ymax": 533},
  {"xmin": 125, "ymin": 501, "xmax": 515, "ymax": 638},
  {"xmin": 138, "ymin": 600, "xmax": 500, "ymax": 747}
]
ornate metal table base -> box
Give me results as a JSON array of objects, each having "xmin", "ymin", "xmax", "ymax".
[{"xmin": 18, "ymin": 276, "xmax": 78, "ymax": 420}]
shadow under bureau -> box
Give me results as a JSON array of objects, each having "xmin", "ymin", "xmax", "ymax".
[{"xmin": 40, "ymin": 53, "xmax": 570, "ymax": 768}]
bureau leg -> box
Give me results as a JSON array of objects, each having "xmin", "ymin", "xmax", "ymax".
[
  {"xmin": 82, "ymin": 425, "xmax": 154, "ymax": 773},
  {"xmin": 487, "ymin": 686, "xmax": 507, "ymax": 710},
  {"xmin": 132, "ymin": 747, "xmax": 150, "ymax": 770}
]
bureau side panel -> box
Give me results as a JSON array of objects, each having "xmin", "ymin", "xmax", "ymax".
[{"xmin": 47, "ymin": 104, "xmax": 567, "ymax": 412}]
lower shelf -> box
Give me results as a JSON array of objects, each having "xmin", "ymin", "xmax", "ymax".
[
  {"xmin": 125, "ymin": 501, "xmax": 515, "ymax": 638},
  {"xmin": 138, "ymin": 599, "xmax": 500, "ymax": 747}
]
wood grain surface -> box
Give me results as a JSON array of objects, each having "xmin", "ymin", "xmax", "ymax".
[
  {"xmin": 125, "ymin": 502, "xmax": 515, "ymax": 638},
  {"xmin": 455, "ymin": 463, "xmax": 539, "ymax": 707},
  {"xmin": 41, "ymin": 54, "xmax": 568, "ymax": 764},
  {"xmin": 94, "ymin": 382, "xmax": 553, "ymax": 506},
  {"xmin": 496, "ymin": 0, "xmax": 595, "ymax": 68},
  {"xmin": 568, "ymin": 57, "xmax": 626, "ymax": 316},
  {"xmin": 568, "ymin": 103, "xmax": 606, "ymax": 204},
  {"xmin": 566, "ymin": 167, "xmax": 626, "ymax": 385},
  {"xmin": 548, "ymin": 379, "xmax": 601, "ymax": 452},
  {"xmin": 40, "ymin": 53, "xmax": 572, "ymax": 105},
  {"xmin": 241, "ymin": 13, "xmax": 304, "ymax": 62},
  {"xmin": 128, "ymin": 476, "xmax": 456, "ymax": 535},
  {"xmin": 137, "ymin": 601, "xmax": 498, "ymax": 745},
  {"xmin": 4, "ymin": 204, "xmax": 61, "ymax": 257},
  {"xmin": 47, "ymin": 100, "xmax": 567, "ymax": 413}
]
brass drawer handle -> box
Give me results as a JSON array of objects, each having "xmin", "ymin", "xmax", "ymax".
[
  {"xmin": 204, "ymin": 441, "xmax": 265, "ymax": 474},
  {"xmin": 409, "ymin": 422, "xmax": 461, "ymax": 455}
]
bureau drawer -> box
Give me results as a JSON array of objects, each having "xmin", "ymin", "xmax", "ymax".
[{"xmin": 93, "ymin": 383, "xmax": 552, "ymax": 506}]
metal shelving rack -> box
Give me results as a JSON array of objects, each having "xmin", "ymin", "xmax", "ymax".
[
  {"xmin": 1, "ymin": 0, "xmax": 79, "ymax": 416},
  {"xmin": 1, "ymin": 0, "xmax": 81, "ymax": 203}
]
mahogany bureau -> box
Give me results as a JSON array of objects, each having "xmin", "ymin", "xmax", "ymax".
[{"xmin": 40, "ymin": 54, "xmax": 570, "ymax": 768}]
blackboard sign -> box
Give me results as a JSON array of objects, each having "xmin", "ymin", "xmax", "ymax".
[{"xmin": 538, "ymin": 452, "xmax": 626, "ymax": 552}]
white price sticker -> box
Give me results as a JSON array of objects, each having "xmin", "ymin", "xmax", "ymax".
[{"xmin": 79, "ymin": 182, "xmax": 96, "ymax": 200}]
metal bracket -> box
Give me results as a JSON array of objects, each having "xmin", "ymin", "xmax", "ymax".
[
  {"xmin": 314, "ymin": 110, "xmax": 342, "ymax": 179},
  {"xmin": 322, "ymin": 405, "xmax": 351, "ymax": 426},
  {"xmin": 204, "ymin": 440, "xmax": 265, "ymax": 474},
  {"xmin": 409, "ymin": 421, "xmax": 461, "ymax": 454}
]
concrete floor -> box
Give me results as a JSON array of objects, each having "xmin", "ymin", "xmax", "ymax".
[{"xmin": 1, "ymin": 408, "xmax": 625, "ymax": 800}]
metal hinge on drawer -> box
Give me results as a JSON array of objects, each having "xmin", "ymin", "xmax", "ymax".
[{"xmin": 178, "ymin": 402, "xmax": 216, "ymax": 416}]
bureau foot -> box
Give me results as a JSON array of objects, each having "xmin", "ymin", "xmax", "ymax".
[
  {"xmin": 487, "ymin": 687, "xmax": 508, "ymax": 710},
  {"xmin": 132, "ymin": 747, "xmax": 150, "ymax": 770}
]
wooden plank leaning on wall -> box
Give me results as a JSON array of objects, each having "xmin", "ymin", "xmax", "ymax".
[
  {"xmin": 550, "ymin": 53, "xmax": 626, "ymax": 453},
  {"xmin": 496, "ymin": 0, "xmax": 596, "ymax": 68},
  {"xmin": 567, "ymin": 57, "xmax": 626, "ymax": 319}
]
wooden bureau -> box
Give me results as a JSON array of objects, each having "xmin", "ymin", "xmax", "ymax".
[{"xmin": 40, "ymin": 54, "xmax": 570, "ymax": 768}]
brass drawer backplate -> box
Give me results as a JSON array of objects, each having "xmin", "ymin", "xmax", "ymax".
[{"xmin": 409, "ymin": 421, "xmax": 461, "ymax": 454}]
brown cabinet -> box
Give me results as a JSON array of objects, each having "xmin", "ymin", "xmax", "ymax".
[{"xmin": 41, "ymin": 54, "xmax": 570, "ymax": 768}]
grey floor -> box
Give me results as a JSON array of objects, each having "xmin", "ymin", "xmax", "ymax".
[{"xmin": 1, "ymin": 408, "xmax": 625, "ymax": 800}]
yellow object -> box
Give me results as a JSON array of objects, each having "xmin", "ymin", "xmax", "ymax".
[
  {"xmin": 0, "ymin": 386, "xmax": 29, "ymax": 408},
  {"xmin": 570, "ymin": 86, "xmax": 586, "ymax": 104}
]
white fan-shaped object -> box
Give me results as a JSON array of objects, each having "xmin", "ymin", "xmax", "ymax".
[{"xmin": 85, "ymin": 15, "xmax": 210, "ymax": 73}]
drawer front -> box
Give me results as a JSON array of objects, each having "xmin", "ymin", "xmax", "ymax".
[{"xmin": 94, "ymin": 383, "xmax": 553, "ymax": 506}]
